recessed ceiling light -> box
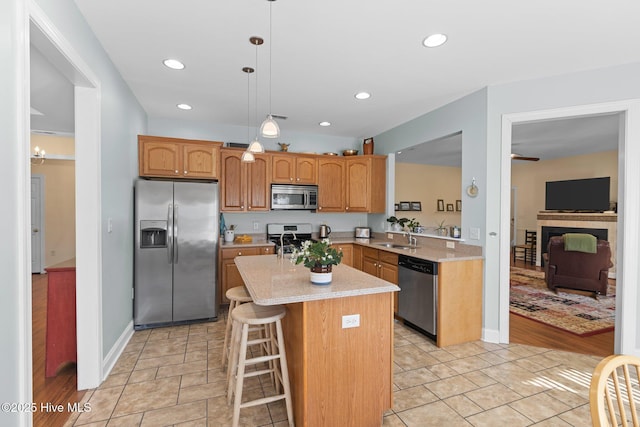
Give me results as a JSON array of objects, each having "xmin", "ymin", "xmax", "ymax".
[
  {"xmin": 163, "ymin": 59, "xmax": 185, "ymax": 70},
  {"xmin": 355, "ymin": 92, "xmax": 371, "ymax": 100},
  {"xmin": 177, "ymin": 103, "xmax": 192, "ymax": 110},
  {"xmin": 319, "ymin": 121, "xmax": 331, "ymax": 127},
  {"xmin": 423, "ymin": 33, "xmax": 447, "ymax": 48}
]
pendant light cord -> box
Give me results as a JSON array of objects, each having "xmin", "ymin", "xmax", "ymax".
[{"xmin": 268, "ymin": 1, "xmax": 273, "ymax": 115}]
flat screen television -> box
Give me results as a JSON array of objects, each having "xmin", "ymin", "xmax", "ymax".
[{"xmin": 545, "ymin": 177, "xmax": 610, "ymax": 212}]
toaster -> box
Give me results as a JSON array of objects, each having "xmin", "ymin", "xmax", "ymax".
[{"xmin": 355, "ymin": 227, "xmax": 371, "ymax": 238}]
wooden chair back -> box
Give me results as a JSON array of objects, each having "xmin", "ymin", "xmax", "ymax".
[{"xmin": 590, "ymin": 354, "xmax": 640, "ymax": 427}]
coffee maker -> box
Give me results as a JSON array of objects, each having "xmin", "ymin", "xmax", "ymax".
[{"xmin": 319, "ymin": 224, "xmax": 331, "ymax": 239}]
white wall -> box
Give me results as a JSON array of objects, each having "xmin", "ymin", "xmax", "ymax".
[
  {"xmin": 33, "ymin": 0, "xmax": 147, "ymax": 359},
  {"xmin": 1, "ymin": 0, "xmax": 146, "ymax": 418},
  {"xmin": 374, "ymin": 88, "xmax": 488, "ymax": 246},
  {"xmin": 488, "ymin": 63, "xmax": 640, "ymax": 347},
  {"xmin": 1, "ymin": 1, "xmax": 30, "ymax": 423}
]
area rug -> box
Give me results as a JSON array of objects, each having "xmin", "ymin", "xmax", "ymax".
[{"xmin": 510, "ymin": 267, "xmax": 616, "ymax": 337}]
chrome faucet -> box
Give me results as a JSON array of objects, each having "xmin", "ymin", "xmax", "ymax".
[
  {"xmin": 278, "ymin": 231, "xmax": 297, "ymax": 258},
  {"xmin": 405, "ymin": 231, "xmax": 417, "ymax": 247}
]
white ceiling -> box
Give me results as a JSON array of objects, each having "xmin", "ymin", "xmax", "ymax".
[{"xmin": 32, "ymin": 1, "xmax": 639, "ymax": 161}]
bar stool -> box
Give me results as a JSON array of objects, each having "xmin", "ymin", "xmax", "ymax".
[
  {"xmin": 227, "ymin": 303, "xmax": 294, "ymax": 427},
  {"xmin": 221, "ymin": 286, "xmax": 253, "ymax": 370}
]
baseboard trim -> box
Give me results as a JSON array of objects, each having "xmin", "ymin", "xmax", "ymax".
[
  {"xmin": 102, "ymin": 321, "xmax": 134, "ymax": 381},
  {"xmin": 482, "ymin": 328, "xmax": 501, "ymax": 344}
]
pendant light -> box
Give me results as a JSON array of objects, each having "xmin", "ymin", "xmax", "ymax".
[
  {"xmin": 248, "ymin": 36, "xmax": 265, "ymax": 154},
  {"xmin": 241, "ymin": 66, "xmax": 256, "ymax": 163},
  {"xmin": 260, "ymin": 0, "xmax": 280, "ymax": 138}
]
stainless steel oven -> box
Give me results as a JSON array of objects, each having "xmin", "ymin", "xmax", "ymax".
[{"xmin": 271, "ymin": 184, "xmax": 318, "ymax": 210}]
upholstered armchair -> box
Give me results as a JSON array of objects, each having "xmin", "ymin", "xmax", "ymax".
[{"xmin": 543, "ymin": 235, "xmax": 613, "ymax": 295}]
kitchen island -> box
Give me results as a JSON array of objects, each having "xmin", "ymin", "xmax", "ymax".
[{"xmin": 234, "ymin": 255, "xmax": 400, "ymax": 427}]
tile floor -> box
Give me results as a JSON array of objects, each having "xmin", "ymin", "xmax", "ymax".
[{"xmin": 64, "ymin": 310, "xmax": 602, "ymax": 427}]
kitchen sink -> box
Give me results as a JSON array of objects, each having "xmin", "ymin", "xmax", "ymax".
[{"xmin": 376, "ymin": 242, "xmax": 419, "ymax": 250}]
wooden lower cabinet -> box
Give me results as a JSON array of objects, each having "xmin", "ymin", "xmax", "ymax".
[
  {"xmin": 362, "ymin": 247, "xmax": 398, "ymax": 283},
  {"xmin": 219, "ymin": 246, "xmax": 273, "ymax": 304},
  {"xmin": 436, "ymin": 259, "xmax": 483, "ymax": 347},
  {"xmin": 335, "ymin": 243, "xmax": 353, "ymax": 267},
  {"xmin": 282, "ymin": 292, "xmax": 393, "ymax": 426},
  {"xmin": 352, "ymin": 244, "xmax": 363, "ymax": 271}
]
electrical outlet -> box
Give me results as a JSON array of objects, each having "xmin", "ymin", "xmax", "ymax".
[
  {"xmin": 253, "ymin": 221, "xmax": 259, "ymax": 231},
  {"xmin": 387, "ymin": 233, "xmax": 393, "ymax": 239},
  {"xmin": 107, "ymin": 218, "xmax": 113, "ymax": 233},
  {"xmin": 446, "ymin": 241, "xmax": 455, "ymax": 249},
  {"xmin": 342, "ymin": 314, "xmax": 360, "ymax": 329}
]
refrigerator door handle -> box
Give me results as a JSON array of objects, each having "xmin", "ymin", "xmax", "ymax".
[
  {"xmin": 174, "ymin": 204, "xmax": 179, "ymax": 264},
  {"xmin": 167, "ymin": 203, "xmax": 173, "ymax": 264}
]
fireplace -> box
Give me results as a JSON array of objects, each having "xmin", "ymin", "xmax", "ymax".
[{"xmin": 540, "ymin": 226, "xmax": 608, "ymax": 265}]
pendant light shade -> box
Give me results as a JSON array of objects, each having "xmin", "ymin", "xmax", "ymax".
[
  {"xmin": 241, "ymin": 150, "xmax": 255, "ymax": 163},
  {"xmin": 260, "ymin": 115, "xmax": 280, "ymax": 138},
  {"xmin": 248, "ymin": 137, "xmax": 265, "ymax": 153},
  {"xmin": 261, "ymin": 0, "xmax": 280, "ymax": 138}
]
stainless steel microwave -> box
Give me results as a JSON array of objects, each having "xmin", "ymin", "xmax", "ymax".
[{"xmin": 271, "ymin": 184, "xmax": 318, "ymax": 210}]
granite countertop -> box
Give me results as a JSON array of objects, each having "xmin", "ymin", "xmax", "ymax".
[
  {"xmin": 219, "ymin": 233, "xmax": 482, "ymax": 262},
  {"xmin": 220, "ymin": 237, "xmax": 274, "ymax": 248},
  {"xmin": 331, "ymin": 237, "xmax": 483, "ymax": 263},
  {"xmin": 235, "ymin": 255, "xmax": 399, "ymax": 306}
]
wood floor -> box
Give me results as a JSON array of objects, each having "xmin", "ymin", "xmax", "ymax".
[
  {"xmin": 32, "ymin": 273, "xmax": 83, "ymax": 427},
  {"xmin": 509, "ymin": 258, "xmax": 615, "ymax": 358}
]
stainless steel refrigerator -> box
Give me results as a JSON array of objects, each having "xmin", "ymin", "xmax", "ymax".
[{"xmin": 134, "ymin": 179, "xmax": 218, "ymax": 329}]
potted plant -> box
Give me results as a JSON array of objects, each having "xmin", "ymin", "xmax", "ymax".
[
  {"xmin": 387, "ymin": 216, "xmax": 410, "ymax": 232},
  {"xmin": 435, "ymin": 219, "xmax": 448, "ymax": 236},
  {"xmin": 407, "ymin": 218, "xmax": 424, "ymax": 233},
  {"xmin": 291, "ymin": 239, "xmax": 343, "ymax": 285}
]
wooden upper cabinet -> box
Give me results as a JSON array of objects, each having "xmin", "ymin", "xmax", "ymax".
[
  {"xmin": 220, "ymin": 148, "xmax": 271, "ymax": 212},
  {"xmin": 271, "ymin": 154, "xmax": 317, "ymax": 184},
  {"xmin": 182, "ymin": 144, "xmax": 219, "ymax": 178},
  {"xmin": 246, "ymin": 154, "xmax": 271, "ymax": 211},
  {"xmin": 220, "ymin": 150, "xmax": 244, "ymax": 211},
  {"xmin": 345, "ymin": 156, "xmax": 386, "ymax": 213},
  {"xmin": 317, "ymin": 158, "xmax": 345, "ymax": 212},
  {"xmin": 295, "ymin": 156, "xmax": 317, "ymax": 184},
  {"xmin": 138, "ymin": 135, "xmax": 222, "ymax": 179}
]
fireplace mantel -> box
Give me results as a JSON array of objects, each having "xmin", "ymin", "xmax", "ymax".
[{"xmin": 536, "ymin": 211, "xmax": 617, "ymax": 277}]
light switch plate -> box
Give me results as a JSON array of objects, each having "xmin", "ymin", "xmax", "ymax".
[
  {"xmin": 342, "ymin": 314, "xmax": 360, "ymax": 329},
  {"xmin": 446, "ymin": 241, "xmax": 455, "ymax": 249},
  {"xmin": 253, "ymin": 221, "xmax": 259, "ymax": 230},
  {"xmin": 470, "ymin": 227, "xmax": 480, "ymax": 240}
]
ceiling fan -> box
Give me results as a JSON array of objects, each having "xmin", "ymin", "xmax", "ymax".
[{"xmin": 511, "ymin": 153, "xmax": 540, "ymax": 161}]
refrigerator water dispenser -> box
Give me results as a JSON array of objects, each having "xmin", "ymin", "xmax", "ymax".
[{"xmin": 140, "ymin": 220, "xmax": 167, "ymax": 248}]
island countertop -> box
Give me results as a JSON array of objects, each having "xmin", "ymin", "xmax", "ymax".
[{"xmin": 234, "ymin": 254, "xmax": 400, "ymax": 306}]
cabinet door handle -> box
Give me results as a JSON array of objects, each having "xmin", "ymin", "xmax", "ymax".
[
  {"xmin": 290, "ymin": 177, "xmax": 293, "ymax": 182},
  {"xmin": 296, "ymin": 177, "xmax": 300, "ymax": 181},
  {"xmin": 318, "ymin": 206, "xmax": 322, "ymax": 210},
  {"xmin": 346, "ymin": 206, "xmax": 349, "ymax": 210},
  {"xmin": 174, "ymin": 170, "xmax": 179, "ymax": 174},
  {"xmin": 184, "ymin": 170, "xmax": 187, "ymax": 175},
  {"xmin": 238, "ymin": 252, "xmax": 242, "ymax": 256}
]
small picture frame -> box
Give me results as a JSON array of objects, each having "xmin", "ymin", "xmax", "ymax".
[
  {"xmin": 437, "ymin": 199, "xmax": 445, "ymax": 212},
  {"xmin": 394, "ymin": 203, "xmax": 400, "ymax": 211},
  {"xmin": 446, "ymin": 203, "xmax": 454, "ymax": 212},
  {"xmin": 410, "ymin": 201, "xmax": 422, "ymax": 211},
  {"xmin": 399, "ymin": 201, "xmax": 411, "ymax": 211},
  {"xmin": 456, "ymin": 200, "xmax": 462, "ymax": 212}
]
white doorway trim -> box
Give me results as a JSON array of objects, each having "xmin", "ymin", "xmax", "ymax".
[
  {"xmin": 28, "ymin": 0, "xmax": 104, "ymax": 392},
  {"xmin": 500, "ymin": 100, "xmax": 640, "ymax": 355},
  {"xmin": 30, "ymin": 174, "xmax": 45, "ymax": 274}
]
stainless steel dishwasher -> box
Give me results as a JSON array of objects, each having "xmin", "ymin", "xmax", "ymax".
[{"xmin": 397, "ymin": 255, "xmax": 438, "ymax": 338}]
